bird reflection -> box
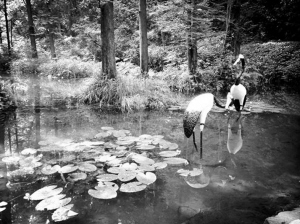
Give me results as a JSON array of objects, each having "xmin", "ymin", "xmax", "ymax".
[{"xmin": 227, "ymin": 115, "xmax": 243, "ymax": 168}]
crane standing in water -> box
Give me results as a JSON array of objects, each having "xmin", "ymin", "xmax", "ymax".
[
  {"xmin": 183, "ymin": 93, "xmax": 224, "ymax": 159},
  {"xmin": 225, "ymin": 54, "xmax": 247, "ymax": 118}
]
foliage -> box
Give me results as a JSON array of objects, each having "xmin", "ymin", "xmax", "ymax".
[{"xmin": 79, "ymin": 62, "xmax": 182, "ymax": 112}]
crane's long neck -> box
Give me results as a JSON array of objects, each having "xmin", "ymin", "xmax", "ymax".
[{"xmin": 235, "ymin": 58, "xmax": 245, "ymax": 86}]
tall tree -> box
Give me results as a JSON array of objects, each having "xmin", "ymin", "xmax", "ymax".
[
  {"xmin": 4, "ymin": 0, "xmax": 11, "ymax": 54},
  {"xmin": 0, "ymin": 27, "xmax": 2, "ymax": 44},
  {"xmin": 25, "ymin": 0, "xmax": 38, "ymax": 59},
  {"xmin": 101, "ymin": 1, "xmax": 116, "ymax": 79},
  {"xmin": 186, "ymin": 0, "xmax": 197, "ymax": 76},
  {"xmin": 139, "ymin": 0, "xmax": 148, "ymax": 75}
]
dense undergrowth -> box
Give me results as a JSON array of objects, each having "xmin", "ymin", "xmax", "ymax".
[{"xmin": 1, "ymin": 40, "xmax": 299, "ymax": 112}]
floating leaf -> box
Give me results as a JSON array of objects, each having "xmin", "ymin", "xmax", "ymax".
[
  {"xmin": 136, "ymin": 172, "xmax": 157, "ymax": 185},
  {"xmin": 168, "ymin": 143, "xmax": 179, "ymax": 150},
  {"xmin": 9, "ymin": 167, "xmax": 34, "ymax": 177},
  {"xmin": 185, "ymin": 174, "xmax": 210, "ymax": 188},
  {"xmin": 153, "ymin": 162, "xmax": 168, "ymax": 170},
  {"xmin": 107, "ymin": 167, "xmax": 122, "ymax": 174},
  {"xmin": 94, "ymin": 132, "xmax": 111, "ymax": 139},
  {"xmin": 118, "ymin": 171, "xmax": 136, "ymax": 182},
  {"xmin": 139, "ymin": 134, "xmax": 153, "ymax": 140},
  {"xmin": 136, "ymin": 144, "xmax": 156, "ymax": 150},
  {"xmin": 120, "ymin": 182, "xmax": 147, "ymax": 193},
  {"xmin": 36, "ymin": 194, "xmax": 71, "ymax": 211},
  {"xmin": 164, "ymin": 157, "xmax": 189, "ymax": 165},
  {"xmin": 19, "ymin": 155, "xmax": 43, "ymax": 168},
  {"xmin": 159, "ymin": 150, "xmax": 181, "ymax": 157},
  {"xmin": 95, "ymin": 154, "xmax": 116, "ymax": 163},
  {"xmin": 177, "ymin": 168, "xmax": 203, "ymax": 177},
  {"xmin": 120, "ymin": 162, "xmax": 138, "ymax": 171},
  {"xmin": 116, "ymin": 140, "xmax": 134, "ymax": 146},
  {"xmin": 106, "ymin": 158, "xmax": 122, "ymax": 166},
  {"xmin": 67, "ymin": 172, "xmax": 87, "ymax": 182},
  {"xmin": 97, "ymin": 173, "xmax": 118, "ymax": 182},
  {"xmin": 131, "ymin": 154, "xmax": 155, "ymax": 165},
  {"xmin": 88, "ymin": 188, "xmax": 117, "ymax": 199},
  {"xmin": 2, "ymin": 155, "xmax": 20, "ymax": 164},
  {"xmin": 78, "ymin": 163, "xmax": 97, "ymax": 172},
  {"xmin": 59, "ymin": 164, "xmax": 78, "ymax": 174},
  {"xmin": 52, "ymin": 204, "xmax": 78, "ymax": 222},
  {"xmin": 30, "ymin": 185, "xmax": 63, "ymax": 201},
  {"xmin": 41, "ymin": 165, "xmax": 61, "ymax": 175},
  {"xmin": 21, "ymin": 148, "xmax": 37, "ymax": 155},
  {"xmin": 97, "ymin": 181, "xmax": 119, "ymax": 191},
  {"xmin": 137, "ymin": 164, "xmax": 155, "ymax": 172},
  {"xmin": 111, "ymin": 130, "xmax": 127, "ymax": 138}
]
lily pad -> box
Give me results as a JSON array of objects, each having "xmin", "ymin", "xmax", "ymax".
[
  {"xmin": 116, "ymin": 140, "xmax": 135, "ymax": 146},
  {"xmin": 67, "ymin": 172, "xmax": 87, "ymax": 182},
  {"xmin": 120, "ymin": 162, "xmax": 138, "ymax": 171},
  {"xmin": 97, "ymin": 173, "xmax": 119, "ymax": 182},
  {"xmin": 139, "ymin": 134, "xmax": 153, "ymax": 140},
  {"xmin": 2, "ymin": 155, "xmax": 20, "ymax": 164},
  {"xmin": 97, "ymin": 181, "xmax": 119, "ymax": 191},
  {"xmin": 185, "ymin": 174, "xmax": 210, "ymax": 188},
  {"xmin": 107, "ymin": 167, "xmax": 122, "ymax": 174},
  {"xmin": 137, "ymin": 164, "xmax": 155, "ymax": 172},
  {"xmin": 36, "ymin": 194, "xmax": 71, "ymax": 211},
  {"xmin": 30, "ymin": 185, "xmax": 63, "ymax": 201},
  {"xmin": 131, "ymin": 154, "xmax": 155, "ymax": 165},
  {"xmin": 136, "ymin": 144, "xmax": 156, "ymax": 150},
  {"xmin": 94, "ymin": 132, "xmax": 111, "ymax": 139},
  {"xmin": 41, "ymin": 165, "xmax": 61, "ymax": 175},
  {"xmin": 88, "ymin": 188, "xmax": 117, "ymax": 199},
  {"xmin": 21, "ymin": 148, "xmax": 37, "ymax": 155},
  {"xmin": 118, "ymin": 171, "xmax": 136, "ymax": 182},
  {"xmin": 95, "ymin": 154, "xmax": 116, "ymax": 163},
  {"xmin": 52, "ymin": 204, "xmax": 78, "ymax": 222},
  {"xmin": 120, "ymin": 182, "xmax": 147, "ymax": 193},
  {"xmin": 163, "ymin": 157, "xmax": 189, "ymax": 165},
  {"xmin": 177, "ymin": 168, "xmax": 203, "ymax": 177},
  {"xmin": 153, "ymin": 162, "xmax": 168, "ymax": 170},
  {"xmin": 136, "ymin": 172, "xmax": 157, "ymax": 185},
  {"xmin": 159, "ymin": 150, "xmax": 181, "ymax": 157},
  {"xmin": 59, "ymin": 164, "xmax": 78, "ymax": 174},
  {"xmin": 78, "ymin": 163, "xmax": 97, "ymax": 172}
]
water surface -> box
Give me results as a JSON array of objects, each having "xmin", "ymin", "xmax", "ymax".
[{"xmin": 0, "ymin": 105, "xmax": 300, "ymax": 224}]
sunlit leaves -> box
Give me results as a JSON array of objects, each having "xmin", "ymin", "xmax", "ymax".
[
  {"xmin": 88, "ymin": 187, "xmax": 117, "ymax": 199},
  {"xmin": 67, "ymin": 173, "xmax": 87, "ymax": 182},
  {"xmin": 78, "ymin": 163, "xmax": 97, "ymax": 172},
  {"xmin": 29, "ymin": 185, "xmax": 63, "ymax": 201},
  {"xmin": 52, "ymin": 204, "xmax": 78, "ymax": 222},
  {"xmin": 59, "ymin": 164, "xmax": 78, "ymax": 174},
  {"xmin": 136, "ymin": 172, "xmax": 156, "ymax": 185},
  {"xmin": 41, "ymin": 165, "xmax": 61, "ymax": 175},
  {"xmin": 120, "ymin": 182, "xmax": 147, "ymax": 193},
  {"xmin": 177, "ymin": 168, "xmax": 203, "ymax": 177},
  {"xmin": 163, "ymin": 157, "xmax": 188, "ymax": 165},
  {"xmin": 35, "ymin": 194, "xmax": 71, "ymax": 211}
]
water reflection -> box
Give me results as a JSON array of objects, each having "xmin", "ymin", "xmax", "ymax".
[{"xmin": 227, "ymin": 115, "xmax": 244, "ymax": 168}]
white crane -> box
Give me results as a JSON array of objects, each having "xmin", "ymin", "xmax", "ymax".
[
  {"xmin": 225, "ymin": 54, "xmax": 247, "ymax": 118},
  {"xmin": 183, "ymin": 93, "xmax": 224, "ymax": 159}
]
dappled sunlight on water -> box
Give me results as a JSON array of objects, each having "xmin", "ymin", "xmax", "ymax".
[{"xmin": 0, "ymin": 105, "xmax": 300, "ymax": 224}]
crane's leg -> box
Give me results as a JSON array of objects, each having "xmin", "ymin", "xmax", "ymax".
[
  {"xmin": 200, "ymin": 130, "xmax": 203, "ymax": 159},
  {"xmin": 192, "ymin": 131, "xmax": 198, "ymax": 151}
]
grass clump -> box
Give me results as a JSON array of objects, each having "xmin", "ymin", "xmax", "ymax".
[{"xmin": 79, "ymin": 63, "xmax": 182, "ymax": 112}]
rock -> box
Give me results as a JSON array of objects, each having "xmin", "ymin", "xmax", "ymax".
[{"xmin": 264, "ymin": 207, "xmax": 300, "ymax": 224}]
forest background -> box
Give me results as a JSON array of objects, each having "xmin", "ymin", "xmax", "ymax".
[{"xmin": 0, "ymin": 0, "xmax": 299, "ymax": 112}]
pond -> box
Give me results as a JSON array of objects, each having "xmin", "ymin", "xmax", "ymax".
[{"xmin": 0, "ymin": 102, "xmax": 300, "ymax": 224}]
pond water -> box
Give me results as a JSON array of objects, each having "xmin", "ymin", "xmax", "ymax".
[{"xmin": 0, "ymin": 103, "xmax": 300, "ymax": 224}]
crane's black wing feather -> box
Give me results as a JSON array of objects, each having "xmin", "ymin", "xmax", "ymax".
[{"xmin": 183, "ymin": 111, "xmax": 200, "ymax": 138}]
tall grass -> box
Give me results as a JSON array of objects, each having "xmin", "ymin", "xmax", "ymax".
[{"xmin": 79, "ymin": 71, "xmax": 183, "ymax": 112}]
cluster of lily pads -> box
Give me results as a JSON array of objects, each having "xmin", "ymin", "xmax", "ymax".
[{"xmin": 1, "ymin": 126, "xmax": 193, "ymax": 221}]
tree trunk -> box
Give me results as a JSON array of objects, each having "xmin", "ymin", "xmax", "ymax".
[
  {"xmin": 223, "ymin": 0, "xmax": 234, "ymax": 54},
  {"xmin": 187, "ymin": 0, "xmax": 197, "ymax": 76},
  {"xmin": 4, "ymin": 0, "xmax": 11, "ymax": 54},
  {"xmin": 101, "ymin": 1, "xmax": 116, "ymax": 79},
  {"xmin": 67, "ymin": 0, "xmax": 73, "ymax": 36},
  {"xmin": 25, "ymin": 0, "xmax": 38, "ymax": 59},
  {"xmin": 139, "ymin": 0, "xmax": 149, "ymax": 75},
  {"xmin": 10, "ymin": 20, "xmax": 13, "ymax": 47},
  {"xmin": 49, "ymin": 30, "xmax": 56, "ymax": 59},
  {"xmin": 232, "ymin": 0, "xmax": 241, "ymax": 58},
  {"xmin": 0, "ymin": 27, "xmax": 2, "ymax": 44}
]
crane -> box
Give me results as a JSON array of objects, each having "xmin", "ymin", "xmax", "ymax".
[
  {"xmin": 225, "ymin": 54, "xmax": 247, "ymax": 118},
  {"xmin": 183, "ymin": 93, "xmax": 224, "ymax": 159}
]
